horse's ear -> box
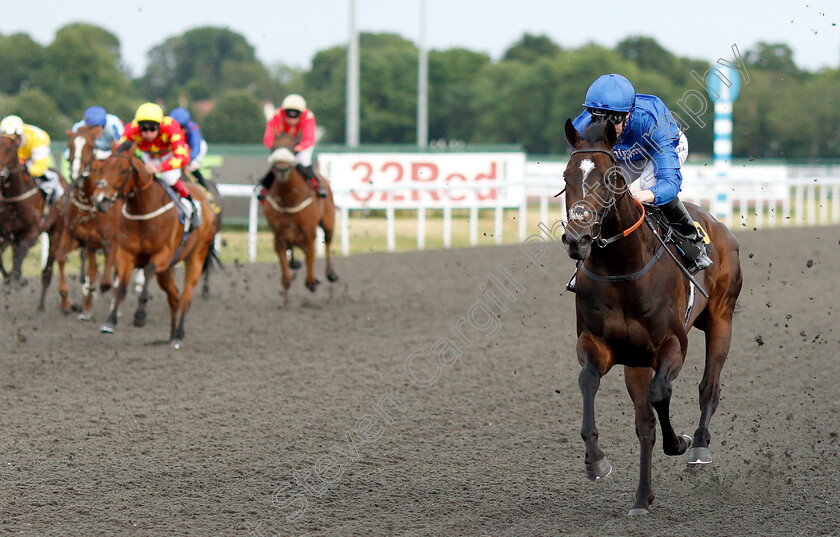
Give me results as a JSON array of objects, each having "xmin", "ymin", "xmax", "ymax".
[
  {"xmin": 564, "ymin": 118, "xmax": 579, "ymax": 147},
  {"xmin": 603, "ymin": 120, "xmax": 617, "ymax": 148}
]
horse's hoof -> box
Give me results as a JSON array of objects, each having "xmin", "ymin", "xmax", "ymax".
[
  {"xmin": 628, "ymin": 508, "xmax": 650, "ymax": 517},
  {"xmin": 680, "ymin": 434, "xmax": 692, "ymax": 454},
  {"xmin": 77, "ymin": 312, "xmax": 91, "ymax": 322},
  {"xmin": 289, "ymin": 259, "xmax": 302, "ymax": 270},
  {"xmin": 306, "ymin": 279, "xmax": 321, "ymax": 292},
  {"xmin": 326, "ymin": 270, "xmax": 338, "ymax": 282},
  {"xmin": 133, "ymin": 315, "xmax": 146, "ymax": 328},
  {"xmin": 70, "ymin": 303, "xmax": 82, "ymax": 313},
  {"xmin": 100, "ymin": 284, "xmax": 112, "ymax": 293},
  {"xmin": 99, "ymin": 323, "xmax": 114, "ymax": 334},
  {"xmin": 171, "ymin": 339, "xmax": 183, "ymax": 350},
  {"xmin": 585, "ymin": 458, "xmax": 612, "ymax": 481},
  {"xmin": 687, "ymin": 446, "xmax": 713, "ymax": 465}
]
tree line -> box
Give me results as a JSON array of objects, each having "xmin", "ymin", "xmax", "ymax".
[{"xmin": 0, "ymin": 23, "xmax": 835, "ymax": 160}]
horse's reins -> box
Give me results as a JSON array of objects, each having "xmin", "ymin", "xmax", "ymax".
[
  {"xmin": 568, "ymin": 148, "xmax": 645, "ymax": 247},
  {"xmin": 0, "ymin": 138, "xmax": 39, "ymax": 202}
]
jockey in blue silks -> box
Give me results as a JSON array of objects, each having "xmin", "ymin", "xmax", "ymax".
[
  {"xmin": 570, "ymin": 74, "xmax": 713, "ymax": 279},
  {"xmin": 169, "ymin": 107, "xmax": 209, "ymax": 189},
  {"xmin": 70, "ymin": 105, "xmax": 125, "ymax": 156}
]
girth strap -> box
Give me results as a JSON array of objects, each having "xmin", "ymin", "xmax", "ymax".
[{"xmin": 580, "ymin": 244, "xmax": 666, "ymax": 282}]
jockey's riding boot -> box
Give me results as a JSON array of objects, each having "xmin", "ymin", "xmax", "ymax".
[
  {"xmin": 184, "ymin": 193, "xmax": 201, "ymax": 230},
  {"xmin": 255, "ymin": 169, "xmax": 275, "ymax": 202},
  {"xmin": 662, "ymin": 197, "xmax": 713, "ymax": 274},
  {"xmin": 565, "ymin": 268, "xmax": 577, "ymax": 293},
  {"xmin": 191, "ymin": 168, "xmax": 208, "ymax": 189},
  {"xmin": 296, "ymin": 164, "xmax": 327, "ymax": 198}
]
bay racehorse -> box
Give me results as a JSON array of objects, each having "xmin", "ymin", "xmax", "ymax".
[
  {"xmin": 92, "ymin": 145, "xmax": 217, "ymax": 348},
  {"xmin": 185, "ymin": 168, "xmax": 223, "ymax": 296},
  {"xmin": 262, "ymin": 135, "xmax": 337, "ymax": 306},
  {"xmin": 53, "ymin": 126, "xmax": 121, "ymax": 318},
  {"xmin": 0, "ymin": 134, "xmax": 67, "ymax": 310},
  {"xmin": 560, "ymin": 119, "xmax": 742, "ymax": 515}
]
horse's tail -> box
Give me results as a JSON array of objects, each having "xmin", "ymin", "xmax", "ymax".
[{"xmin": 202, "ymin": 237, "xmax": 224, "ymax": 275}]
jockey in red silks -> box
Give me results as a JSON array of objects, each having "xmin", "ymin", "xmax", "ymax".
[
  {"xmin": 257, "ymin": 93, "xmax": 326, "ymax": 199},
  {"xmin": 118, "ymin": 102, "xmax": 200, "ymax": 230}
]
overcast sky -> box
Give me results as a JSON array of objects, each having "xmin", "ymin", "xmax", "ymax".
[{"xmin": 4, "ymin": 0, "xmax": 839, "ymax": 77}]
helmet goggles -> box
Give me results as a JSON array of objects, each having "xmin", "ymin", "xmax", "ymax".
[{"xmin": 587, "ymin": 108, "xmax": 627, "ymax": 125}]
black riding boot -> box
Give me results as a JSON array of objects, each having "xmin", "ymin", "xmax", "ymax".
[
  {"xmin": 296, "ymin": 164, "xmax": 327, "ymax": 198},
  {"xmin": 661, "ymin": 197, "xmax": 713, "ymax": 274},
  {"xmin": 256, "ymin": 169, "xmax": 275, "ymax": 201},
  {"xmin": 191, "ymin": 168, "xmax": 208, "ymax": 189},
  {"xmin": 566, "ymin": 265, "xmax": 578, "ymax": 293}
]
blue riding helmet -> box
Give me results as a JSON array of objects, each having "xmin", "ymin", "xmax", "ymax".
[
  {"xmin": 169, "ymin": 107, "xmax": 191, "ymax": 128},
  {"xmin": 83, "ymin": 106, "xmax": 107, "ymax": 127},
  {"xmin": 583, "ymin": 74, "xmax": 636, "ymax": 112}
]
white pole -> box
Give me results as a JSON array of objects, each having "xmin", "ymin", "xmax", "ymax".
[
  {"xmin": 340, "ymin": 205, "xmax": 350, "ymax": 256},
  {"xmin": 346, "ymin": 0, "xmax": 360, "ymax": 148},
  {"xmin": 248, "ymin": 195, "xmax": 259, "ymax": 263},
  {"xmin": 417, "ymin": 0, "xmax": 428, "ymax": 148}
]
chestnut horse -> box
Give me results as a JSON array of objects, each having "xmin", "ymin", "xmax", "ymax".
[
  {"xmin": 92, "ymin": 145, "xmax": 217, "ymax": 348},
  {"xmin": 53, "ymin": 126, "xmax": 121, "ymax": 319},
  {"xmin": 560, "ymin": 119, "xmax": 742, "ymax": 515},
  {"xmin": 0, "ymin": 134, "xmax": 67, "ymax": 310},
  {"xmin": 262, "ymin": 135, "xmax": 337, "ymax": 306}
]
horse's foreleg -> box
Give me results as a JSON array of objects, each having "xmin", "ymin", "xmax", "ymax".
[
  {"xmin": 625, "ymin": 366, "xmax": 656, "ymax": 515},
  {"xmin": 275, "ymin": 240, "xmax": 292, "ymax": 307},
  {"xmin": 649, "ymin": 337, "xmax": 691, "ymax": 459},
  {"xmin": 80, "ymin": 248, "xmax": 99, "ymax": 320},
  {"xmin": 303, "ymin": 241, "xmax": 320, "ymax": 293},
  {"xmin": 690, "ymin": 317, "xmax": 734, "ymax": 464},
  {"xmin": 577, "ymin": 339, "xmax": 613, "ymax": 481},
  {"xmin": 100, "ymin": 252, "xmax": 133, "ymax": 334},
  {"xmin": 321, "ymin": 218, "xmax": 338, "ymax": 283},
  {"xmin": 100, "ymin": 245, "xmax": 116, "ymax": 293},
  {"xmin": 155, "ymin": 268, "xmax": 180, "ymax": 343},
  {"xmin": 56, "ymin": 234, "xmax": 78, "ymax": 313},
  {"xmin": 37, "ymin": 231, "xmax": 61, "ymax": 311},
  {"xmin": 133, "ymin": 262, "xmax": 156, "ymax": 328}
]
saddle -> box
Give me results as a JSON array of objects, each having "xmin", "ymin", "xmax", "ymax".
[
  {"xmin": 159, "ymin": 179, "xmax": 201, "ymax": 231},
  {"xmin": 643, "ymin": 204, "xmax": 710, "ymax": 262}
]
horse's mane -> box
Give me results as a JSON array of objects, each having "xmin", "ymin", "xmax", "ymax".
[{"xmin": 582, "ymin": 120, "xmax": 610, "ymax": 145}]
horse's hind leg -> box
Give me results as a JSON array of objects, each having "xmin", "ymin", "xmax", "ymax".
[
  {"xmin": 37, "ymin": 230, "xmax": 61, "ymax": 311},
  {"xmin": 689, "ymin": 316, "xmax": 735, "ymax": 464},
  {"xmin": 133, "ymin": 262, "xmax": 156, "ymax": 327},
  {"xmin": 155, "ymin": 268, "xmax": 181, "ymax": 346},
  {"xmin": 172, "ymin": 246, "xmax": 209, "ymax": 348},
  {"xmin": 625, "ymin": 366, "xmax": 656, "ymax": 515},
  {"xmin": 649, "ymin": 337, "xmax": 692, "ymax": 457}
]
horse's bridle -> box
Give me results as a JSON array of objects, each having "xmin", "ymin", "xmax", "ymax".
[
  {"xmin": 567, "ymin": 148, "xmax": 645, "ymax": 247},
  {"xmin": 95, "ymin": 152, "xmax": 150, "ymax": 204}
]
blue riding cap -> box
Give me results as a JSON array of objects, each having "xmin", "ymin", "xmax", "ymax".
[
  {"xmin": 83, "ymin": 106, "xmax": 107, "ymax": 127},
  {"xmin": 583, "ymin": 74, "xmax": 636, "ymax": 112},
  {"xmin": 169, "ymin": 107, "xmax": 191, "ymax": 128}
]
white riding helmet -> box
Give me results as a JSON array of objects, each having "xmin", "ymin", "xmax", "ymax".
[
  {"xmin": 0, "ymin": 115, "xmax": 24, "ymax": 136},
  {"xmin": 281, "ymin": 94, "xmax": 307, "ymax": 112}
]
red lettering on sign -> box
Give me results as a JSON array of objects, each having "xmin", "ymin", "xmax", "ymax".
[
  {"xmin": 411, "ymin": 162, "xmax": 441, "ymax": 201},
  {"xmin": 444, "ymin": 173, "xmax": 467, "ymax": 201},
  {"xmin": 351, "ymin": 161, "xmax": 374, "ymax": 202},
  {"xmin": 476, "ymin": 162, "xmax": 497, "ymax": 200},
  {"xmin": 381, "ymin": 161, "xmax": 404, "ymax": 201}
]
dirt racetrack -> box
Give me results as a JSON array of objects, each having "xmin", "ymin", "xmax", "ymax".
[{"xmin": 1, "ymin": 226, "xmax": 839, "ymax": 537}]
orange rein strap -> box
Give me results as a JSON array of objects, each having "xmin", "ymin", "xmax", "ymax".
[{"xmin": 623, "ymin": 195, "xmax": 646, "ymax": 237}]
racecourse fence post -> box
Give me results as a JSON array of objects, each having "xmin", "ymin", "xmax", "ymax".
[
  {"xmin": 494, "ymin": 187, "xmax": 503, "ymax": 245},
  {"xmin": 819, "ymin": 185, "xmax": 828, "ymax": 224},
  {"xmin": 417, "ymin": 191, "xmax": 426, "ymax": 251},
  {"xmin": 518, "ymin": 183, "xmax": 527, "ymax": 243},
  {"xmin": 340, "ymin": 205, "xmax": 350, "ymax": 257},
  {"xmin": 833, "ymin": 184, "xmax": 840, "ymax": 223},
  {"xmin": 248, "ymin": 194, "xmax": 259, "ymax": 263},
  {"xmin": 469, "ymin": 205, "xmax": 478, "ymax": 247},
  {"xmin": 443, "ymin": 194, "xmax": 452, "ymax": 249},
  {"xmin": 386, "ymin": 190, "xmax": 395, "ymax": 252}
]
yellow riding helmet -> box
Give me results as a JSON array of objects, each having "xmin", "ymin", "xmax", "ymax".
[
  {"xmin": 0, "ymin": 115, "xmax": 24, "ymax": 136},
  {"xmin": 281, "ymin": 94, "xmax": 307, "ymax": 112},
  {"xmin": 134, "ymin": 102, "xmax": 164, "ymax": 124}
]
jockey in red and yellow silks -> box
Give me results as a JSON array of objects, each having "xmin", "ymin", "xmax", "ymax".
[{"xmin": 118, "ymin": 102, "xmax": 200, "ymax": 229}]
